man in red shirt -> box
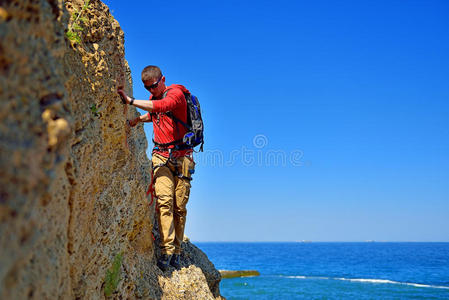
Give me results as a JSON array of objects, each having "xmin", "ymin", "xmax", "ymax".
[{"xmin": 118, "ymin": 66, "xmax": 195, "ymax": 271}]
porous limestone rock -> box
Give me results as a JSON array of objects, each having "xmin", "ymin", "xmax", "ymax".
[{"xmin": 0, "ymin": 0, "xmax": 222, "ymax": 299}]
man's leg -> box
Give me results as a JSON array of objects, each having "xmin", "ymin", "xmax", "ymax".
[
  {"xmin": 173, "ymin": 177, "xmax": 190, "ymax": 254},
  {"xmin": 173, "ymin": 156, "xmax": 195, "ymax": 254},
  {"xmin": 152, "ymin": 154, "xmax": 176, "ymax": 256}
]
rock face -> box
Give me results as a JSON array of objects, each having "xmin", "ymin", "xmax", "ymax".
[{"xmin": 0, "ymin": 0, "xmax": 222, "ymax": 299}]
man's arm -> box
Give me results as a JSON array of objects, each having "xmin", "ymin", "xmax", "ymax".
[
  {"xmin": 117, "ymin": 88, "xmax": 182, "ymax": 113},
  {"xmin": 131, "ymin": 99, "xmax": 154, "ymax": 112},
  {"xmin": 118, "ymin": 89, "xmax": 154, "ymax": 112},
  {"xmin": 129, "ymin": 113, "xmax": 151, "ymax": 127}
]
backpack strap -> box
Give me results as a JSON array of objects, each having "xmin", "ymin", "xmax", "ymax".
[
  {"xmin": 152, "ymin": 138, "xmax": 184, "ymax": 148},
  {"xmin": 165, "ymin": 111, "xmax": 191, "ymax": 130},
  {"xmin": 161, "ymin": 89, "xmax": 191, "ymax": 130}
]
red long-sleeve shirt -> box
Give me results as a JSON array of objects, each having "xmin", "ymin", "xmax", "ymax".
[{"xmin": 147, "ymin": 84, "xmax": 192, "ymax": 158}]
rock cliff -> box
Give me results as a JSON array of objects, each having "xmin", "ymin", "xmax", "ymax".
[{"xmin": 0, "ymin": 0, "xmax": 222, "ymax": 299}]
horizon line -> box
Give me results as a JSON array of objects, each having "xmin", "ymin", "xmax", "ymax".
[{"xmin": 191, "ymin": 240, "xmax": 449, "ymax": 243}]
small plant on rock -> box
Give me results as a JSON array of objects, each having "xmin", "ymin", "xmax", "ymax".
[
  {"xmin": 90, "ymin": 104, "xmax": 100, "ymax": 117},
  {"xmin": 66, "ymin": 0, "xmax": 91, "ymax": 43},
  {"xmin": 104, "ymin": 252, "xmax": 123, "ymax": 297}
]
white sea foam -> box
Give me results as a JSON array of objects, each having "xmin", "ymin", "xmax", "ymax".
[
  {"xmin": 280, "ymin": 275, "xmax": 449, "ymax": 290},
  {"xmin": 282, "ymin": 275, "xmax": 330, "ymax": 280},
  {"xmin": 402, "ymin": 282, "xmax": 449, "ymax": 290},
  {"xmin": 336, "ymin": 278, "xmax": 397, "ymax": 284}
]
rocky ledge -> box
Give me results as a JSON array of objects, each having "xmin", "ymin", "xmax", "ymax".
[{"xmin": 219, "ymin": 270, "xmax": 260, "ymax": 279}]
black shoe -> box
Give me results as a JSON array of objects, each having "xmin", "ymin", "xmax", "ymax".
[
  {"xmin": 170, "ymin": 254, "xmax": 181, "ymax": 269},
  {"xmin": 157, "ymin": 254, "xmax": 171, "ymax": 272}
]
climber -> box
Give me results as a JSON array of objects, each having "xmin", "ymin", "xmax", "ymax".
[{"xmin": 117, "ymin": 65, "xmax": 195, "ymax": 272}]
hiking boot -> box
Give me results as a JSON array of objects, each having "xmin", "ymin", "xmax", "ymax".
[
  {"xmin": 157, "ymin": 254, "xmax": 171, "ymax": 272},
  {"xmin": 170, "ymin": 254, "xmax": 181, "ymax": 269}
]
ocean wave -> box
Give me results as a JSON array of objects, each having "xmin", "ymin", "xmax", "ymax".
[{"xmin": 280, "ymin": 275, "xmax": 449, "ymax": 290}]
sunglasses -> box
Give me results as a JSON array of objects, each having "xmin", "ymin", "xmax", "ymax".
[{"xmin": 144, "ymin": 76, "xmax": 163, "ymax": 91}]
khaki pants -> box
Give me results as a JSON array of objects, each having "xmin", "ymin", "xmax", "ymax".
[{"xmin": 152, "ymin": 153, "xmax": 195, "ymax": 255}]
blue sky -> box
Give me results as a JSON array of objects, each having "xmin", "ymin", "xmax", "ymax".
[{"xmin": 103, "ymin": 0, "xmax": 449, "ymax": 241}]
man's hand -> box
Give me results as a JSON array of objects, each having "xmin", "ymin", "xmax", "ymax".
[
  {"xmin": 128, "ymin": 114, "xmax": 151, "ymax": 127},
  {"xmin": 128, "ymin": 117, "xmax": 140, "ymax": 127},
  {"xmin": 117, "ymin": 89, "xmax": 130, "ymax": 104}
]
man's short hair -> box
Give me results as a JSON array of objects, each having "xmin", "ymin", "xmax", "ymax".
[{"xmin": 141, "ymin": 65, "xmax": 162, "ymax": 82}]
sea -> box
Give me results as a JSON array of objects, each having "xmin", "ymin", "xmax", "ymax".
[{"xmin": 195, "ymin": 242, "xmax": 449, "ymax": 299}]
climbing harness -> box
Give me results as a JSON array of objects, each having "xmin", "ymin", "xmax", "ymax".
[{"xmin": 146, "ymin": 148, "xmax": 193, "ymax": 212}]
